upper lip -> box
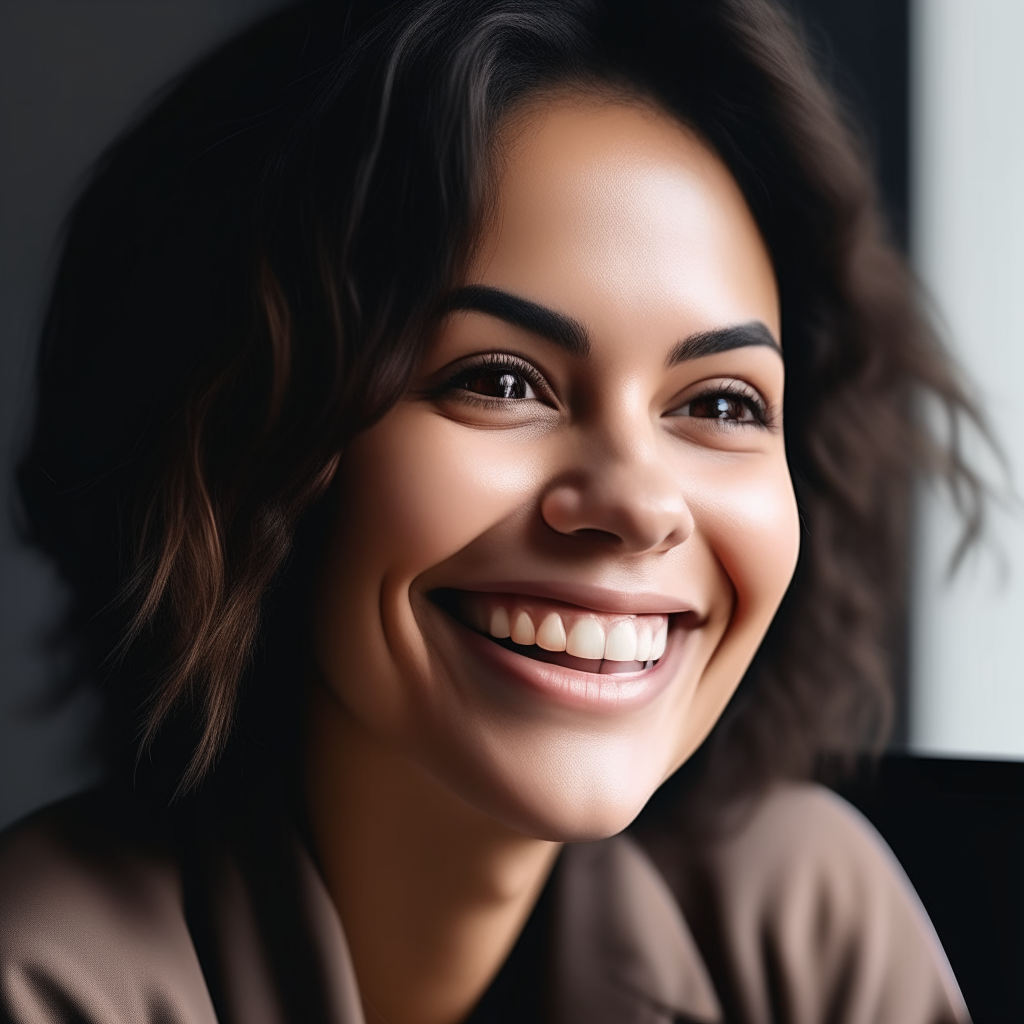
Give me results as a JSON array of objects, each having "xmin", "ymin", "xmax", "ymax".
[{"xmin": 435, "ymin": 579, "xmax": 699, "ymax": 617}]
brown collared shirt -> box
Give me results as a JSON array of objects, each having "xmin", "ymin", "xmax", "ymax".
[{"xmin": 0, "ymin": 784, "xmax": 968, "ymax": 1024}]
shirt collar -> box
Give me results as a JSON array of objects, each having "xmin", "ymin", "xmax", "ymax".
[
  {"xmin": 552, "ymin": 835, "xmax": 722, "ymax": 1024},
  {"xmin": 212, "ymin": 823, "xmax": 722, "ymax": 1023}
]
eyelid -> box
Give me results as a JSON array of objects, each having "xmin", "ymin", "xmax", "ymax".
[
  {"xmin": 666, "ymin": 377, "xmax": 774, "ymax": 427},
  {"xmin": 428, "ymin": 351, "xmax": 557, "ymax": 405}
]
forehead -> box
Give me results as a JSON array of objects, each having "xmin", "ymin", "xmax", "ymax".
[{"xmin": 472, "ymin": 94, "xmax": 780, "ymax": 344}]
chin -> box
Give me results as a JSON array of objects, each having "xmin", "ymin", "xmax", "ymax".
[
  {"xmin": 521, "ymin": 796, "xmax": 658, "ymax": 845},
  {"xmin": 422, "ymin": 720, "xmax": 688, "ymax": 843},
  {"xmin": 478, "ymin": 771, "xmax": 669, "ymax": 845}
]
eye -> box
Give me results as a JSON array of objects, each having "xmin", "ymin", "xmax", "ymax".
[
  {"xmin": 670, "ymin": 383, "xmax": 769, "ymax": 426},
  {"xmin": 685, "ymin": 393, "xmax": 756, "ymax": 422},
  {"xmin": 457, "ymin": 366, "xmax": 537, "ymax": 400},
  {"xmin": 433, "ymin": 353, "xmax": 552, "ymax": 406}
]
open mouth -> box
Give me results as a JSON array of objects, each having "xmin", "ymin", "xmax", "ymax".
[{"xmin": 431, "ymin": 589, "xmax": 678, "ymax": 676}]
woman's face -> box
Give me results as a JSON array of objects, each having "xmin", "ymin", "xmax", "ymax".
[{"xmin": 314, "ymin": 95, "xmax": 799, "ymax": 841}]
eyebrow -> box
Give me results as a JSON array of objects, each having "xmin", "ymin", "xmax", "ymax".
[
  {"xmin": 666, "ymin": 321, "xmax": 780, "ymax": 366},
  {"xmin": 442, "ymin": 285, "xmax": 590, "ymax": 357},
  {"xmin": 442, "ymin": 285, "xmax": 779, "ymax": 365}
]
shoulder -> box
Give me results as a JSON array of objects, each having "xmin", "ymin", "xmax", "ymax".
[
  {"xmin": 0, "ymin": 793, "xmax": 216, "ymax": 1024},
  {"xmin": 708, "ymin": 782, "xmax": 920, "ymax": 904},
  {"xmin": 676, "ymin": 782, "xmax": 970, "ymax": 1024}
]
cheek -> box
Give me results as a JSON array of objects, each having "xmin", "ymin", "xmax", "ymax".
[
  {"xmin": 337, "ymin": 406, "xmax": 543, "ymax": 572},
  {"xmin": 693, "ymin": 454, "xmax": 799, "ymax": 619},
  {"xmin": 314, "ymin": 406, "xmax": 551, "ymax": 714},
  {"xmin": 660, "ymin": 452, "xmax": 798, "ymax": 770}
]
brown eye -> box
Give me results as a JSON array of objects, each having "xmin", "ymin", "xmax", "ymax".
[
  {"xmin": 459, "ymin": 368, "xmax": 536, "ymax": 400},
  {"xmin": 431, "ymin": 354, "xmax": 553, "ymax": 410},
  {"xmin": 687, "ymin": 394, "xmax": 754, "ymax": 421},
  {"xmin": 671, "ymin": 387, "xmax": 767, "ymax": 425}
]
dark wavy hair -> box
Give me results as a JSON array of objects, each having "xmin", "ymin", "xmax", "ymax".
[{"xmin": 17, "ymin": 0, "xmax": 981, "ymax": 812}]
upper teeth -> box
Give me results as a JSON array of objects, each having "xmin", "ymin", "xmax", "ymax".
[
  {"xmin": 478, "ymin": 599, "xmax": 668, "ymax": 662},
  {"xmin": 537, "ymin": 612, "xmax": 566, "ymax": 651}
]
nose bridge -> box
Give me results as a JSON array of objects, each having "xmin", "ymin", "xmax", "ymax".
[{"xmin": 541, "ymin": 400, "xmax": 694, "ymax": 553}]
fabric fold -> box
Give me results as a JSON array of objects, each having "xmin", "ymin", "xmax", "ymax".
[{"xmin": 553, "ymin": 835, "xmax": 722, "ymax": 1024}]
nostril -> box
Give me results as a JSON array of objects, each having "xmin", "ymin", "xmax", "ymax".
[{"xmin": 571, "ymin": 527, "xmax": 621, "ymax": 544}]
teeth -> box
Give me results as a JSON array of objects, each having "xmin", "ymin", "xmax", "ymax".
[
  {"xmin": 635, "ymin": 622, "xmax": 652, "ymax": 663},
  {"xmin": 510, "ymin": 610, "xmax": 536, "ymax": 646},
  {"xmin": 489, "ymin": 607, "xmax": 511, "ymax": 639},
  {"xmin": 536, "ymin": 612, "xmax": 567, "ymax": 652},
  {"xmin": 477, "ymin": 598, "xmax": 669, "ymax": 665},
  {"xmin": 604, "ymin": 619, "xmax": 638, "ymax": 661},
  {"xmin": 651, "ymin": 622, "xmax": 668, "ymax": 661},
  {"xmin": 566, "ymin": 617, "xmax": 606, "ymax": 660}
]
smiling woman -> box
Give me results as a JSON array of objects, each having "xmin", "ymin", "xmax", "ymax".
[
  {"xmin": 311, "ymin": 99, "xmax": 797, "ymax": 851},
  {"xmin": 0, "ymin": 2, "xmax": 978, "ymax": 1023}
]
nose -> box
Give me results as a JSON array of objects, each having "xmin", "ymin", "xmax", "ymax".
[{"xmin": 540, "ymin": 443, "xmax": 694, "ymax": 554}]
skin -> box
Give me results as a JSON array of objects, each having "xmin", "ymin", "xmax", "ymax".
[{"xmin": 306, "ymin": 93, "xmax": 799, "ymax": 1024}]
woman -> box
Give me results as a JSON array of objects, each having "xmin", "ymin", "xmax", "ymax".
[{"xmin": 1, "ymin": 1, "xmax": 977, "ymax": 1021}]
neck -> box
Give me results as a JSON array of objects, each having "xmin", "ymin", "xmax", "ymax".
[{"xmin": 304, "ymin": 682, "xmax": 560, "ymax": 1024}]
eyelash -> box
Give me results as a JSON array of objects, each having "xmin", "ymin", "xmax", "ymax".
[
  {"xmin": 434, "ymin": 355, "xmax": 772, "ymax": 428},
  {"xmin": 670, "ymin": 381, "xmax": 772, "ymax": 428},
  {"xmin": 433, "ymin": 353, "xmax": 552, "ymax": 406}
]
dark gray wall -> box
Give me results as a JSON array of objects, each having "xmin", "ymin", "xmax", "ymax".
[
  {"xmin": 0, "ymin": 0, "xmax": 288, "ymax": 830},
  {"xmin": 792, "ymin": 0, "xmax": 909, "ymax": 247}
]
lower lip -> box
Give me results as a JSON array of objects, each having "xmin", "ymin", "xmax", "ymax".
[{"xmin": 447, "ymin": 613, "xmax": 688, "ymax": 715}]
